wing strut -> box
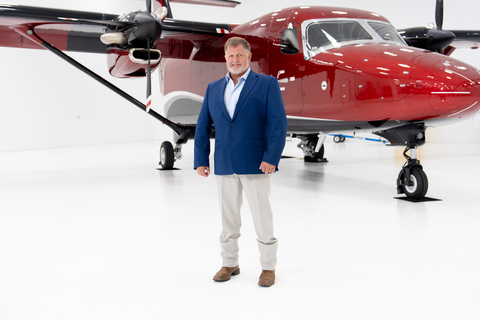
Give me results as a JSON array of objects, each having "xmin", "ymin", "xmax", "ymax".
[{"xmin": 13, "ymin": 26, "xmax": 195, "ymax": 144}]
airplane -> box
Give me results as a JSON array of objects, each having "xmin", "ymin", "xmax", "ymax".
[{"xmin": 1, "ymin": 0, "xmax": 480, "ymax": 200}]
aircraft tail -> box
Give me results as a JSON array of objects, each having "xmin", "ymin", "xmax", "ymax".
[{"xmin": 153, "ymin": 0, "xmax": 240, "ymax": 18}]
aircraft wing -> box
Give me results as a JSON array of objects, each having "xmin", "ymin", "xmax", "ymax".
[
  {"xmin": 449, "ymin": 30, "xmax": 480, "ymax": 50},
  {"xmin": 0, "ymin": 3, "xmax": 232, "ymax": 57},
  {"xmin": 0, "ymin": 2, "xmax": 233, "ymax": 141}
]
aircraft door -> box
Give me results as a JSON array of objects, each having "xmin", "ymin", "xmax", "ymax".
[{"xmin": 272, "ymin": 23, "xmax": 305, "ymax": 115}]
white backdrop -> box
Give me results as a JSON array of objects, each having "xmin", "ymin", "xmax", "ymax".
[{"xmin": 1, "ymin": 0, "xmax": 479, "ymax": 152}]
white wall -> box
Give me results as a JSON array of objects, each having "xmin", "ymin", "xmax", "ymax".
[{"xmin": 1, "ymin": 0, "xmax": 479, "ymax": 152}]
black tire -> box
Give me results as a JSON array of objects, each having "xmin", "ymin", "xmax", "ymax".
[
  {"xmin": 304, "ymin": 144, "xmax": 325, "ymax": 162},
  {"xmin": 402, "ymin": 166, "xmax": 428, "ymax": 199},
  {"xmin": 159, "ymin": 141, "xmax": 175, "ymax": 170},
  {"xmin": 333, "ymin": 135, "xmax": 341, "ymax": 143}
]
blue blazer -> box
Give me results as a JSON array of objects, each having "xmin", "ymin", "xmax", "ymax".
[{"xmin": 194, "ymin": 70, "xmax": 288, "ymax": 175}]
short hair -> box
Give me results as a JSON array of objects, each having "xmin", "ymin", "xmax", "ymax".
[{"xmin": 224, "ymin": 37, "xmax": 251, "ymax": 53}]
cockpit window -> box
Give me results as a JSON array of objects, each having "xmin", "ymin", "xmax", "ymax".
[
  {"xmin": 302, "ymin": 19, "xmax": 406, "ymax": 60},
  {"xmin": 368, "ymin": 21, "xmax": 404, "ymax": 44},
  {"xmin": 306, "ymin": 21, "xmax": 372, "ymax": 51}
]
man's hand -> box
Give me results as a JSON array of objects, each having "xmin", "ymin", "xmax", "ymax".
[
  {"xmin": 196, "ymin": 166, "xmax": 210, "ymax": 177},
  {"xmin": 260, "ymin": 161, "xmax": 276, "ymax": 174}
]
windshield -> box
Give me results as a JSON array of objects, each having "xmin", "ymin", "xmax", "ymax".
[
  {"xmin": 306, "ymin": 21, "xmax": 372, "ymax": 51},
  {"xmin": 302, "ymin": 19, "xmax": 406, "ymax": 60},
  {"xmin": 368, "ymin": 21, "xmax": 404, "ymax": 43}
]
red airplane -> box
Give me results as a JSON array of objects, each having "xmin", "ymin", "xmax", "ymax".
[{"xmin": 1, "ymin": 0, "xmax": 480, "ymax": 199}]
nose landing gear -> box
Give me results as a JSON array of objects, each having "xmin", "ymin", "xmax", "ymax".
[
  {"xmin": 397, "ymin": 146, "xmax": 428, "ymax": 199},
  {"xmin": 375, "ymin": 123, "xmax": 429, "ymax": 199}
]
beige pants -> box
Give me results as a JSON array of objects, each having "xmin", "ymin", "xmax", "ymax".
[{"xmin": 215, "ymin": 174, "xmax": 278, "ymax": 270}]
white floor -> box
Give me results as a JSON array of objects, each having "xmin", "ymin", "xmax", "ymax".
[{"xmin": 0, "ymin": 138, "xmax": 479, "ymax": 320}]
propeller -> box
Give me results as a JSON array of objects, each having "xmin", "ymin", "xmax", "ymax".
[
  {"xmin": 129, "ymin": 1, "xmax": 168, "ymax": 102},
  {"xmin": 399, "ymin": 0, "xmax": 454, "ymax": 53},
  {"xmin": 99, "ymin": 1, "xmax": 169, "ymax": 102}
]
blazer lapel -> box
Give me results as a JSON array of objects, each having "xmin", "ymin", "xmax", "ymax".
[
  {"xmin": 218, "ymin": 77, "xmax": 231, "ymax": 120},
  {"xmin": 232, "ymin": 71, "xmax": 259, "ymax": 120}
]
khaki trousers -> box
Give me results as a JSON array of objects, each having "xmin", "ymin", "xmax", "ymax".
[{"xmin": 215, "ymin": 174, "xmax": 278, "ymax": 270}]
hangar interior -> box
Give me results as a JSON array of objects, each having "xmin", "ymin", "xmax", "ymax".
[{"xmin": 0, "ymin": 0, "xmax": 479, "ymax": 319}]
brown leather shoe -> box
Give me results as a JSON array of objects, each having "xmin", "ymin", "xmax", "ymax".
[
  {"xmin": 213, "ymin": 266, "xmax": 240, "ymax": 282},
  {"xmin": 258, "ymin": 270, "xmax": 275, "ymax": 287}
]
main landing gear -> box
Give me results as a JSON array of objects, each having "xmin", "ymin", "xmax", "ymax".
[
  {"xmin": 159, "ymin": 141, "xmax": 175, "ymax": 169},
  {"xmin": 295, "ymin": 134, "xmax": 327, "ymax": 162},
  {"xmin": 159, "ymin": 127, "xmax": 196, "ymax": 170},
  {"xmin": 159, "ymin": 139, "xmax": 186, "ymax": 170},
  {"xmin": 375, "ymin": 123, "xmax": 429, "ymax": 199}
]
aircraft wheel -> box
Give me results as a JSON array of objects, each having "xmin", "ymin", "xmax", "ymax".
[
  {"xmin": 304, "ymin": 144, "xmax": 325, "ymax": 162},
  {"xmin": 159, "ymin": 141, "xmax": 175, "ymax": 170},
  {"xmin": 402, "ymin": 167, "xmax": 428, "ymax": 199},
  {"xmin": 333, "ymin": 135, "xmax": 341, "ymax": 143}
]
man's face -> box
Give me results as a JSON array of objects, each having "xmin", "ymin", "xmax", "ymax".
[{"xmin": 225, "ymin": 44, "xmax": 252, "ymax": 76}]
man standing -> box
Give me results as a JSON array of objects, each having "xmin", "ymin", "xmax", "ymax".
[{"xmin": 194, "ymin": 37, "xmax": 288, "ymax": 287}]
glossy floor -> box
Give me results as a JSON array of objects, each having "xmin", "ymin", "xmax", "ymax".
[{"xmin": 0, "ymin": 139, "xmax": 479, "ymax": 320}]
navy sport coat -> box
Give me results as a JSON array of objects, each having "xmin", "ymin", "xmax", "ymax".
[{"xmin": 194, "ymin": 70, "xmax": 288, "ymax": 175}]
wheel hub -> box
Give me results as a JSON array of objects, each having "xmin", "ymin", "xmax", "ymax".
[{"xmin": 405, "ymin": 174, "xmax": 418, "ymax": 193}]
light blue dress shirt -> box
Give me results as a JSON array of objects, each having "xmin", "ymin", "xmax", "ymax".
[{"xmin": 223, "ymin": 68, "xmax": 251, "ymax": 119}]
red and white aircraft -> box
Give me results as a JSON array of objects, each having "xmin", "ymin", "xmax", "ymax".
[{"xmin": 1, "ymin": 0, "xmax": 480, "ymax": 199}]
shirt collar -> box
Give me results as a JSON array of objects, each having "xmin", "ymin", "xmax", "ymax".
[{"xmin": 225, "ymin": 68, "xmax": 251, "ymax": 83}]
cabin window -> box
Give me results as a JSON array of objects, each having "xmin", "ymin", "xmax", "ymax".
[
  {"xmin": 306, "ymin": 21, "xmax": 372, "ymax": 50},
  {"xmin": 280, "ymin": 27, "xmax": 300, "ymax": 54},
  {"xmin": 368, "ymin": 21, "xmax": 405, "ymax": 44}
]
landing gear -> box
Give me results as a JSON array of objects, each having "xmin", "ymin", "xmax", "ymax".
[
  {"xmin": 159, "ymin": 141, "xmax": 175, "ymax": 170},
  {"xmin": 158, "ymin": 126, "xmax": 196, "ymax": 170},
  {"xmin": 295, "ymin": 134, "xmax": 327, "ymax": 162},
  {"xmin": 397, "ymin": 147, "xmax": 428, "ymax": 199},
  {"xmin": 375, "ymin": 123, "xmax": 429, "ymax": 199}
]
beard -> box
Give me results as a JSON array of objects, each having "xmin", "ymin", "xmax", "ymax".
[{"xmin": 227, "ymin": 62, "xmax": 249, "ymax": 76}]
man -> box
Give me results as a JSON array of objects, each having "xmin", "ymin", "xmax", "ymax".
[{"xmin": 194, "ymin": 37, "xmax": 288, "ymax": 287}]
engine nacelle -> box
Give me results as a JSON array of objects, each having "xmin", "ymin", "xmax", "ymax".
[{"xmin": 107, "ymin": 47, "xmax": 161, "ymax": 78}]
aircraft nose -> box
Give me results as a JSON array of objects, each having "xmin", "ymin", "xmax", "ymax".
[{"xmin": 425, "ymin": 58, "xmax": 480, "ymax": 119}]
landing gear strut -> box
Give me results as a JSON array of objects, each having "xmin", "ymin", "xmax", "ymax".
[
  {"xmin": 295, "ymin": 134, "xmax": 327, "ymax": 162},
  {"xmin": 375, "ymin": 123, "xmax": 428, "ymax": 199}
]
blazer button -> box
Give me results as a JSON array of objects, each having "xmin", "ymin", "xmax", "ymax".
[{"xmin": 231, "ymin": 123, "xmax": 234, "ymax": 126}]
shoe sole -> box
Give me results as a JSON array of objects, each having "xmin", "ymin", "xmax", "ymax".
[{"xmin": 258, "ymin": 281, "xmax": 275, "ymax": 287}]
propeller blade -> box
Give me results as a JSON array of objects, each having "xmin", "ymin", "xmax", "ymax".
[
  {"xmin": 147, "ymin": 0, "xmax": 152, "ymax": 13},
  {"xmin": 435, "ymin": 0, "xmax": 444, "ymax": 30},
  {"xmin": 146, "ymin": 37, "xmax": 152, "ymax": 100}
]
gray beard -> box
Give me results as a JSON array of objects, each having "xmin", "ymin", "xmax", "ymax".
[{"xmin": 227, "ymin": 64, "xmax": 249, "ymax": 76}]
